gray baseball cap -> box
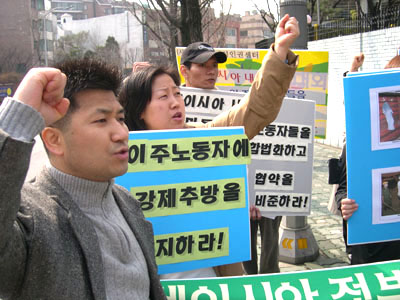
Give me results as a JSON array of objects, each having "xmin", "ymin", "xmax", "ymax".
[{"xmin": 181, "ymin": 42, "xmax": 227, "ymax": 65}]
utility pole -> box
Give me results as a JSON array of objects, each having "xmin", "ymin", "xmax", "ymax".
[
  {"xmin": 39, "ymin": 9, "xmax": 55, "ymax": 66},
  {"xmin": 278, "ymin": 0, "xmax": 320, "ymax": 264}
]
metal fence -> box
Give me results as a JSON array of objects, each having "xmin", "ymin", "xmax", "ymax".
[{"xmin": 308, "ymin": 5, "xmax": 400, "ymax": 41}]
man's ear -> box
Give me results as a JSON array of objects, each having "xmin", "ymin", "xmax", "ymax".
[
  {"xmin": 180, "ymin": 64, "xmax": 188, "ymax": 79},
  {"xmin": 41, "ymin": 127, "xmax": 65, "ymax": 156}
]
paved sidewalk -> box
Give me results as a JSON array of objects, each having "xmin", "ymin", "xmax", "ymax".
[{"xmin": 268, "ymin": 142, "xmax": 349, "ymax": 273}]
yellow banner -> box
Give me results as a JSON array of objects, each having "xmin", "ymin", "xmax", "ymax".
[
  {"xmin": 155, "ymin": 227, "xmax": 229, "ymax": 265},
  {"xmin": 133, "ymin": 178, "xmax": 246, "ymax": 218},
  {"xmin": 127, "ymin": 134, "xmax": 251, "ymax": 173}
]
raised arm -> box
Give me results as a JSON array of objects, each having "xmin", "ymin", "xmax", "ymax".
[
  {"xmin": 275, "ymin": 14, "xmax": 301, "ymax": 62},
  {"xmin": 0, "ymin": 67, "xmax": 68, "ymax": 297},
  {"xmin": 201, "ymin": 15, "xmax": 300, "ymax": 140}
]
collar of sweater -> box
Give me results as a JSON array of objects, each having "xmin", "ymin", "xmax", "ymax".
[{"xmin": 47, "ymin": 165, "xmax": 115, "ymax": 215}]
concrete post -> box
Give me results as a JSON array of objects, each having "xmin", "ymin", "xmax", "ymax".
[{"xmin": 278, "ymin": 0, "xmax": 320, "ymax": 264}]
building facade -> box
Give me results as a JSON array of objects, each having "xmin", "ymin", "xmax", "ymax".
[
  {"xmin": 59, "ymin": 10, "xmax": 144, "ymax": 70},
  {"xmin": 0, "ymin": 0, "xmax": 45, "ymax": 72},
  {"xmin": 239, "ymin": 10, "xmax": 273, "ymax": 49}
]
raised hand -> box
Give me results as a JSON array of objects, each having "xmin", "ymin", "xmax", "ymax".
[
  {"xmin": 274, "ymin": 14, "xmax": 300, "ymax": 61},
  {"xmin": 350, "ymin": 53, "xmax": 365, "ymax": 72},
  {"xmin": 341, "ymin": 198, "xmax": 359, "ymax": 220},
  {"xmin": 13, "ymin": 68, "xmax": 70, "ymax": 126},
  {"xmin": 132, "ymin": 62, "xmax": 151, "ymax": 72}
]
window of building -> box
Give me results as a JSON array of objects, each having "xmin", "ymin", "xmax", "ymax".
[
  {"xmin": 225, "ymin": 44, "xmax": 235, "ymax": 48},
  {"xmin": 226, "ymin": 28, "xmax": 236, "ymax": 36},
  {"xmin": 240, "ymin": 30, "xmax": 248, "ymax": 37},
  {"xmin": 45, "ymin": 19, "xmax": 53, "ymax": 32},
  {"xmin": 33, "ymin": 0, "xmax": 44, "ymax": 10},
  {"xmin": 39, "ymin": 39, "xmax": 54, "ymax": 52}
]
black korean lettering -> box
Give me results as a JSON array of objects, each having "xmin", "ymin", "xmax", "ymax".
[
  {"xmin": 300, "ymin": 127, "xmax": 311, "ymax": 139},
  {"xmin": 150, "ymin": 144, "xmax": 170, "ymax": 163},
  {"xmin": 192, "ymin": 141, "xmax": 210, "ymax": 160},
  {"xmin": 201, "ymin": 118, "xmax": 212, "ymax": 124},
  {"xmin": 197, "ymin": 95, "xmax": 210, "ymax": 108},
  {"xmin": 233, "ymin": 138, "xmax": 249, "ymax": 157},
  {"xmin": 284, "ymin": 144, "xmax": 296, "ymax": 156},
  {"xmin": 200, "ymin": 184, "xmax": 219, "ymax": 204},
  {"xmin": 282, "ymin": 174, "xmax": 293, "ymax": 186},
  {"xmin": 268, "ymin": 173, "xmax": 280, "ymax": 185},
  {"xmin": 272, "ymin": 144, "xmax": 284, "ymax": 156},
  {"xmin": 180, "ymin": 186, "xmax": 198, "ymax": 205},
  {"xmin": 136, "ymin": 190, "xmax": 155, "ymax": 210},
  {"xmin": 276, "ymin": 125, "xmax": 288, "ymax": 137},
  {"xmin": 261, "ymin": 143, "xmax": 272, "ymax": 155},
  {"xmin": 264, "ymin": 124, "xmax": 276, "ymax": 137},
  {"xmin": 184, "ymin": 94, "xmax": 195, "ymax": 107},
  {"xmin": 198, "ymin": 233, "xmax": 216, "ymax": 251},
  {"xmin": 128, "ymin": 144, "xmax": 145, "ymax": 164},
  {"xmin": 255, "ymin": 194, "xmax": 266, "ymax": 206},
  {"xmin": 288, "ymin": 126, "xmax": 299, "ymax": 138},
  {"xmin": 296, "ymin": 145, "xmax": 307, "ymax": 156},
  {"xmin": 157, "ymin": 189, "xmax": 177, "ymax": 208},
  {"xmin": 292, "ymin": 196, "xmax": 303, "ymax": 208},
  {"xmin": 251, "ymin": 142, "xmax": 261, "ymax": 155},
  {"xmin": 212, "ymin": 139, "xmax": 230, "ymax": 158},
  {"xmin": 279, "ymin": 195, "xmax": 291, "ymax": 207},
  {"xmin": 176, "ymin": 235, "xmax": 195, "ymax": 255},
  {"xmin": 223, "ymin": 182, "xmax": 240, "ymax": 202},
  {"xmin": 171, "ymin": 144, "xmax": 190, "ymax": 161},
  {"xmin": 267, "ymin": 195, "xmax": 278, "ymax": 207},
  {"xmin": 211, "ymin": 97, "xmax": 225, "ymax": 110},
  {"xmin": 155, "ymin": 237, "xmax": 174, "ymax": 257},
  {"xmin": 185, "ymin": 116, "xmax": 198, "ymax": 122},
  {"xmin": 255, "ymin": 172, "xmax": 267, "ymax": 185}
]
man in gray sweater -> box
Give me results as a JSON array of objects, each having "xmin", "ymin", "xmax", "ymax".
[{"xmin": 0, "ymin": 59, "xmax": 165, "ymax": 300}]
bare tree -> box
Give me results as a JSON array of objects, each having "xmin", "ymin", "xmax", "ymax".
[
  {"xmin": 0, "ymin": 47, "xmax": 35, "ymax": 73},
  {"xmin": 202, "ymin": 0, "xmax": 233, "ymax": 47},
  {"xmin": 252, "ymin": 0, "xmax": 280, "ymax": 33},
  {"xmin": 54, "ymin": 31, "xmax": 90, "ymax": 62},
  {"xmin": 127, "ymin": 0, "xmax": 216, "ymax": 64}
]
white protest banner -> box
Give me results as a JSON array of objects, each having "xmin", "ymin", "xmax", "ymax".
[{"xmin": 182, "ymin": 87, "xmax": 315, "ymax": 216}]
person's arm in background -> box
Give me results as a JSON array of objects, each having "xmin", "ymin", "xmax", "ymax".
[
  {"xmin": 350, "ymin": 53, "xmax": 364, "ymax": 72},
  {"xmin": 202, "ymin": 14, "xmax": 300, "ymax": 140}
]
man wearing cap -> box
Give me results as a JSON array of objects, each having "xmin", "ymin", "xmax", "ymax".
[
  {"xmin": 180, "ymin": 42, "xmax": 227, "ymax": 89},
  {"xmin": 180, "ymin": 15, "xmax": 300, "ymax": 276}
]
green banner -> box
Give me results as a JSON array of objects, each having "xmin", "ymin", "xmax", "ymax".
[
  {"xmin": 127, "ymin": 134, "xmax": 250, "ymax": 173},
  {"xmin": 161, "ymin": 260, "xmax": 400, "ymax": 299}
]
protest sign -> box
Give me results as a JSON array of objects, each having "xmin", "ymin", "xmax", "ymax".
[
  {"xmin": 344, "ymin": 69, "xmax": 400, "ymax": 245},
  {"xmin": 161, "ymin": 259, "xmax": 400, "ymax": 299},
  {"xmin": 115, "ymin": 127, "xmax": 251, "ymax": 274},
  {"xmin": 176, "ymin": 47, "xmax": 327, "ymax": 138},
  {"xmin": 182, "ymin": 87, "xmax": 314, "ymax": 217}
]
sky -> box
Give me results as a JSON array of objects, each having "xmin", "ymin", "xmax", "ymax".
[
  {"xmin": 211, "ymin": 0, "xmax": 279, "ymax": 17},
  {"xmin": 124, "ymin": 0, "xmax": 280, "ymax": 18}
]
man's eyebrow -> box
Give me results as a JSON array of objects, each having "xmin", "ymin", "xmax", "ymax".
[{"xmin": 94, "ymin": 108, "xmax": 125, "ymax": 114}]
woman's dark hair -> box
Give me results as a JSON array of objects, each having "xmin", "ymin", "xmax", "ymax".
[{"xmin": 119, "ymin": 66, "xmax": 181, "ymax": 130}]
